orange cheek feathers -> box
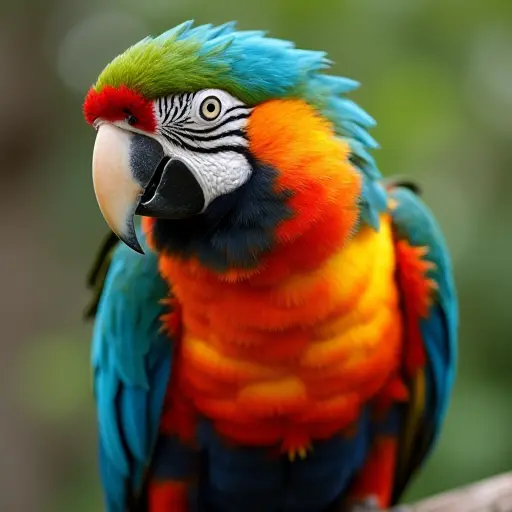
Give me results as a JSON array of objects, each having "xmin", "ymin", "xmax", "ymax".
[{"xmin": 247, "ymin": 99, "xmax": 362, "ymax": 252}]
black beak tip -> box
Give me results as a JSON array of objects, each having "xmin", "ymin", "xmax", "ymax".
[
  {"xmin": 131, "ymin": 243, "xmax": 145, "ymax": 255},
  {"xmin": 118, "ymin": 232, "xmax": 145, "ymax": 254}
]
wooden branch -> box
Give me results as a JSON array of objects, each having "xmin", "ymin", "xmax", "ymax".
[{"xmin": 399, "ymin": 472, "xmax": 512, "ymax": 512}]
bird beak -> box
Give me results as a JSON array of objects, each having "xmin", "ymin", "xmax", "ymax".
[{"xmin": 92, "ymin": 123, "xmax": 206, "ymax": 253}]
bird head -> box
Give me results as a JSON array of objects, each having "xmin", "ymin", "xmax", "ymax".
[{"xmin": 84, "ymin": 21, "xmax": 386, "ymax": 274}]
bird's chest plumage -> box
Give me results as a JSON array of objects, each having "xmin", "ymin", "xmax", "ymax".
[{"xmin": 162, "ymin": 217, "xmax": 402, "ymax": 450}]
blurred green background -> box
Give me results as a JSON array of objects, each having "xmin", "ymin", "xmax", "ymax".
[{"xmin": 2, "ymin": 0, "xmax": 511, "ymax": 510}]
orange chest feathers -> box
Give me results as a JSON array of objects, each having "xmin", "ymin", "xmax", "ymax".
[{"xmin": 160, "ymin": 215, "xmax": 403, "ymax": 448}]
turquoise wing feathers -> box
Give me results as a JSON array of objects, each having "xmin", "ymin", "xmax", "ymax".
[
  {"xmin": 388, "ymin": 184, "xmax": 458, "ymax": 500},
  {"xmin": 88, "ymin": 231, "xmax": 173, "ymax": 511}
]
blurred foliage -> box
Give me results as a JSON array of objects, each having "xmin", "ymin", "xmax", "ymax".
[{"xmin": 3, "ymin": 0, "xmax": 511, "ymax": 510}]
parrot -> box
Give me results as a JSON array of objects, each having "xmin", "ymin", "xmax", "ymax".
[{"xmin": 83, "ymin": 20, "xmax": 458, "ymax": 512}]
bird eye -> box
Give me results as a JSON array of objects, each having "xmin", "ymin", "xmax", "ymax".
[
  {"xmin": 123, "ymin": 109, "xmax": 138, "ymax": 126},
  {"xmin": 199, "ymin": 96, "xmax": 222, "ymax": 121}
]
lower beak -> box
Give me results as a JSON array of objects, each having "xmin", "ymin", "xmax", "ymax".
[{"xmin": 92, "ymin": 123, "xmax": 206, "ymax": 253}]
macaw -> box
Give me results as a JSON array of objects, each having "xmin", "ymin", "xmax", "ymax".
[{"xmin": 83, "ymin": 21, "xmax": 458, "ymax": 512}]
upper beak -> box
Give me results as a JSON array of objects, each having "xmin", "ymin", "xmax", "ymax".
[{"xmin": 92, "ymin": 123, "xmax": 206, "ymax": 253}]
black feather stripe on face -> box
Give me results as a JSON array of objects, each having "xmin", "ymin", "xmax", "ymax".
[{"xmin": 155, "ymin": 91, "xmax": 252, "ymax": 153}]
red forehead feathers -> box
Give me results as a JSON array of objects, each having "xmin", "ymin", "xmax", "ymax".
[{"xmin": 83, "ymin": 85, "xmax": 157, "ymax": 133}]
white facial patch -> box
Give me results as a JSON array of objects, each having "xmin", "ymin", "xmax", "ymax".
[
  {"xmin": 153, "ymin": 89, "xmax": 254, "ymax": 210},
  {"xmin": 155, "ymin": 142, "xmax": 252, "ymax": 209}
]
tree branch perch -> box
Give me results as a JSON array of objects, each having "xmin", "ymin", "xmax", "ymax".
[{"xmin": 400, "ymin": 472, "xmax": 512, "ymax": 512}]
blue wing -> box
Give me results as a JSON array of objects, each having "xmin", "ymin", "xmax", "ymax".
[
  {"xmin": 88, "ymin": 231, "xmax": 173, "ymax": 511},
  {"xmin": 387, "ymin": 183, "xmax": 458, "ymax": 500}
]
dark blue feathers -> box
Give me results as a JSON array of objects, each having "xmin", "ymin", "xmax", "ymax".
[{"xmin": 197, "ymin": 412, "xmax": 372, "ymax": 512}]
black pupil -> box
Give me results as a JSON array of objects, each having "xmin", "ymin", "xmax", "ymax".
[{"xmin": 206, "ymin": 102, "xmax": 216, "ymax": 113}]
